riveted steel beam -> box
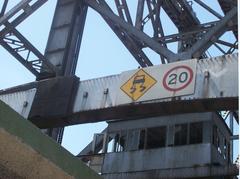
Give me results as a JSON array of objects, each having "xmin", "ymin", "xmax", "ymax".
[
  {"xmin": 0, "ymin": 0, "xmax": 32, "ymax": 26},
  {"xmin": 44, "ymin": 0, "xmax": 88, "ymax": 76},
  {"xmin": 135, "ymin": 0, "xmax": 145, "ymax": 30},
  {"xmin": 0, "ymin": 0, "xmax": 57, "ymax": 79},
  {"xmin": 181, "ymin": 6, "xmax": 237, "ymax": 59},
  {"xmin": 193, "ymin": 0, "xmax": 223, "ymax": 19},
  {"xmin": 85, "ymin": 0, "xmax": 179, "ymax": 62},
  {"xmin": 1, "ymin": 54, "xmax": 237, "ymax": 128},
  {"xmin": 0, "ymin": 23, "xmax": 56, "ymax": 79},
  {"xmin": 95, "ymin": 0, "xmax": 153, "ymax": 67},
  {"xmin": 0, "ymin": 0, "xmax": 8, "ymax": 17}
]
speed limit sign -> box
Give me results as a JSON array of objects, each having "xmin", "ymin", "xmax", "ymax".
[
  {"xmin": 116, "ymin": 59, "xmax": 197, "ymax": 105},
  {"xmin": 163, "ymin": 65, "xmax": 194, "ymax": 92}
]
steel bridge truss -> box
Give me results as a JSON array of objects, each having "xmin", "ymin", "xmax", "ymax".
[
  {"xmin": 0, "ymin": 0, "xmax": 238, "ymax": 154},
  {"xmin": 0, "ymin": 0, "xmax": 237, "ymax": 72},
  {"xmin": 0, "ymin": 0, "xmax": 57, "ymax": 80}
]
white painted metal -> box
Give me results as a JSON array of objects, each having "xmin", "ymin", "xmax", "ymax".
[
  {"xmin": 0, "ymin": 88, "xmax": 36, "ymax": 118},
  {"xmin": 73, "ymin": 53, "xmax": 238, "ymax": 113},
  {"xmin": 73, "ymin": 75, "xmax": 121, "ymax": 112},
  {"xmin": 0, "ymin": 54, "xmax": 237, "ymax": 115}
]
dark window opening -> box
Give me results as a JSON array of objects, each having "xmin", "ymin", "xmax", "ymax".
[
  {"xmin": 126, "ymin": 129, "xmax": 140, "ymax": 151},
  {"xmin": 138, "ymin": 129, "xmax": 146, "ymax": 150},
  {"xmin": 113, "ymin": 132, "xmax": 127, "ymax": 152},
  {"xmin": 92, "ymin": 133, "xmax": 105, "ymax": 154},
  {"xmin": 189, "ymin": 122, "xmax": 203, "ymax": 144},
  {"xmin": 119, "ymin": 134, "xmax": 126, "ymax": 151},
  {"xmin": 146, "ymin": 126, "xmax": 167, "ymax": 149},
  {"xmin": 174, "ymin": 124, "xmax": 187, "ymax": 146}
]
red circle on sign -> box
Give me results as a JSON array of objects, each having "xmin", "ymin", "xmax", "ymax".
[{"xmin": 162, "ymin": 65, "xmax": 194, "ymax": 92}]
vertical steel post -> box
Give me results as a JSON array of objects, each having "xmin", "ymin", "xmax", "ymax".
[{"xmin": 43, "ymin": 0, "xmax": 88, "ymax": 142}]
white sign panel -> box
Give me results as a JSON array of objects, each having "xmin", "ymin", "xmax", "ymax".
[{"xmin": 116, "ymin": 59, "xmax": 197, "ymax": 105}]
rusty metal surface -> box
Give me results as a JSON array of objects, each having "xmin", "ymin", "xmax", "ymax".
[
  {"xmin": 73, "ymin": 53, "xmax": 238, "ymax": 113},
  {"xmin": 102, "ymin": 144, "xmax": 212, "ymax": 173},
  {"xmin": 102, "ymin": 165, "xmax": 238, "ymax": 179},
  {"xmin": 0, "ymin": 54, "xmax": 238, "ymax": 128}
]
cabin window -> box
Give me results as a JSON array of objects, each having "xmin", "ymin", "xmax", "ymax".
[
  {"xmin": 174, "ymin": 124, "xmax": 188, "ymax": 146},
  {"xmin": 126, "ymin": 129, "xmax": 140, "ymax": 151},
  {"xmin": 138, "ymin": 129, "xmax": 146, "ymax": 150},
  {"xmin": 92, "ymin": 133, "xmax": 108, "ymax": 154},
  {"xmin": 112, "ymin": 131, "xmax": 127, "ymax": 152},
  {"xmin": 146, "ymin": 126, "xmax": 167, "ymax": 149},
  {"xmin": 189, "ymin": 122, "xmax": 203, "ymax": 144}
]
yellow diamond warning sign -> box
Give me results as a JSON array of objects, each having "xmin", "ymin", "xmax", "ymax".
[{"xmin": 120, "ymin": 69, "xmax": 157, "ymax": 101}]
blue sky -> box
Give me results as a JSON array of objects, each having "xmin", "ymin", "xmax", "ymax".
[{"xmin": 0, "ymin": 0, "xmax": 238, "ymax": 159}]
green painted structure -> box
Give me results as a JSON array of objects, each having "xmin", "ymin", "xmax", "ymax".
[{"xmin": 0, "ymin": 100, "xmax": 102, "ymax": 179}]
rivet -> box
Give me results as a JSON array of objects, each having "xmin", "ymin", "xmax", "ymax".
[
  {"xmin": 104, "ymin": 88, "xmax": 109, "ymax": 94},
  {"xmin": 83, "ymin": 92, "xmax": 88, "ymax": 98},
  {"xmin": 204, "ymin": 71, "xmax": 210, "ymax": 78},
  {"xmin": 23, "ymin": 101, "xmax": 28, "ymax": 107}
]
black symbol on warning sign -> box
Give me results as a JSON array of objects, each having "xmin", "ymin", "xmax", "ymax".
[{"xmin": 130, "ymin": 75, "xmax": 146, "ymax": 94}]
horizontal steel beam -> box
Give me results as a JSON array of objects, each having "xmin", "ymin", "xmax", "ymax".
[
  {"xmin": 230, "ymin": 135, "xmax": 239, "ymax": 140},
  {"xmin": 31, "ymin": 97, "xmax": 237, "ymax": 128},
  {"xmin": 0, "ymin": 54, "xmax": 238, "ymax": 128}
]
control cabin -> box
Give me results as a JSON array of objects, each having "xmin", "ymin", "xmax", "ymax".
[{"xmin": 84, "ymin": 112, "xmax": 237, "ymax": 179}]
